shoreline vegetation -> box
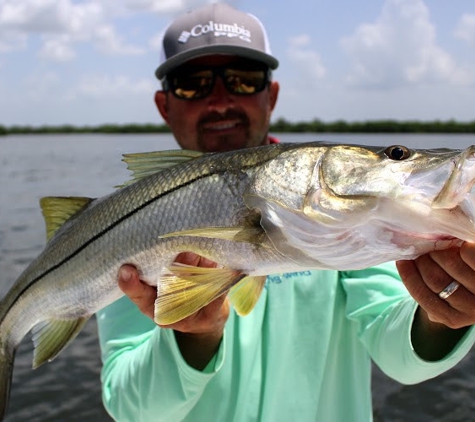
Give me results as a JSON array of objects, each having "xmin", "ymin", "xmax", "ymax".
[{"xmin": 1, "ymin": 118, "xmax": 475, "ymax": 135}]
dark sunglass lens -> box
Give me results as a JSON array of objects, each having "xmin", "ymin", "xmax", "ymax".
[
  {"xmin": 224, "ymin": 69, "xmax": 267, "ymax": 94},
  {"xmin": 171, "ymin": 70, "xmax": 214, "ymax": 99}
]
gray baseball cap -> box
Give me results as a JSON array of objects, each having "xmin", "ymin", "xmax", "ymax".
[{"xmin": 155, "ymin": 3, "xmax": 279, "ymax": 79}]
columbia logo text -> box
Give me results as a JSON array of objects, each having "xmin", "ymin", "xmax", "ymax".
[{"xmin": 178, "ymin": 21, "xmax": 252, "ymax": 43}]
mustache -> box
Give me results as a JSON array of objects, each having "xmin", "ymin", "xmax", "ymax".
[{"xmin": 197, "ymin": 110, "xmax": 250, "ymax": 128}]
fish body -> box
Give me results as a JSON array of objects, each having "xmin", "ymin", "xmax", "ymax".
[{"xmin": 1, "ymin": 141, "xmax": 475, "ymax": 418}]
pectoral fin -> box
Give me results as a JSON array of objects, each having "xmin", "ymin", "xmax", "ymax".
[
  {"xmin": 229, "ymin": 275, "xmax": 267, "ymax": 316},
  {"xmin": 155, "ymin": 265, "xmax": 245, "ymax": 325},
  {"xmin": 32, "ymin": 317, "xmax": 90, "ymax": 368},
  {"xmin": 159, "ymin": 226, "xmax": 267, "ymax": 244}
]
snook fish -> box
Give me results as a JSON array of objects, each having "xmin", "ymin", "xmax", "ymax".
[{"xmin": 1, "ymin": 141, "xmax": 475, "ymax": 418}]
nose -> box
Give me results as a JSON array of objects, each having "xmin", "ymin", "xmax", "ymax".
[{"xmin": 205, "ymin": 76, "xmax": 233, "ymax": 112}]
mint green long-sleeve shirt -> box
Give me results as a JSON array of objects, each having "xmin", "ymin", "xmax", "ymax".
[{"xmin": 97, "ymin": 263, "xmax": 475, "ymax": 422}]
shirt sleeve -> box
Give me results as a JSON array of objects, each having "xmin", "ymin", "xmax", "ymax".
[
  {"xmin": 341, "ymin": 262, "xmax": 475, "ymax": 385},
  {"xmin": 96, "ymin": 297, "xmax": 225, "ymax": 421}
]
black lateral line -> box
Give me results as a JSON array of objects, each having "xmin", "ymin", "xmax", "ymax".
[{"xmin": 1, "ymin": 161, "xmax": 259, "ymax": 320}]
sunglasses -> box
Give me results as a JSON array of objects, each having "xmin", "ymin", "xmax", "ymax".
[{"xmin": 162, "ymin": 64, "xmax": 271, "ymax": 100}]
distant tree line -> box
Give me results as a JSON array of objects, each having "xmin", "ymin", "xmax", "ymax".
[
  {"xmin": 270, "ymin": 118, "xmax": 475, "ymax": 133},
  {"xmin": 1, "ymin": 119, "xmax": 475, "ymax": 135},
  {"xmin": 0, "ymin": 123, "xmax": 172, "ymax": 135}
]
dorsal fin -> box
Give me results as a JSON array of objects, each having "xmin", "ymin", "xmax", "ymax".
[
  {"xmin": 118, "ymin": 150, "xmax": 203, "ymax": 187},
  {"xmin": 39, "ymin": 196, "xmax": 94, "ymax": 240}
]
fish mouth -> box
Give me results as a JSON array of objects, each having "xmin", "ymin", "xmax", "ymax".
[{"xmin": 433, "ymin": 145, "xmax": 475, "ymax": 210}]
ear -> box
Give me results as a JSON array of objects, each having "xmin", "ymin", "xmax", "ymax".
[
  {"xmin": 154, "ymin": 91, "xmax": 170, "ymax": 125},
  {"xmin": 268, "ymin": 81, "xmax": 279, "ymax": 112}
]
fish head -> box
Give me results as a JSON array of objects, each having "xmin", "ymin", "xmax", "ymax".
[
  {"xmin": 247, "ymin": 142, "xmax": 475, "ymax": 269},
  {"xmin": 310, "ymin": 145, "xmax": 475, "ymax": 220},
  {"xmin": 303, "ymin": 143, "xmax": 475, "ymax": 240}
]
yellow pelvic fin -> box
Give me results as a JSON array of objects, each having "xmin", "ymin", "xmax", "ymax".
[
  {"xmin": 32, "ymin": 316, "xmax": 90, "ymax": 369},
  {"xmin": 159, "ymin": 226, "xmax": 267, "ymax": 244},
  {"xmin": 118, "ymin": 149, "xmax": 203, "ymax": 187},
  {"xmin": 40, "ymin": 196, "xmax": 94, "ymax": 240},
  {"xmin": 228, "ymin": 275, "xmax": 267, "ymax": 316},
  {"xmin": 155, "ymin": 265, "xmax": 245, "ymax": 325}
]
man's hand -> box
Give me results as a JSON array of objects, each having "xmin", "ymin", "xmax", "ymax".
[
  {"xmin": 397, "ymin": 242, "xmax": 475, "ymax": 360},
  {"xmin": 118, "ymin": 252, "xmax": 229, "ymax": 370}
]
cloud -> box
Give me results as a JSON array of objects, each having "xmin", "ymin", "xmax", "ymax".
[
  {"xmin": 38, "ymin": 35, "xmax": 76, "ymax": 61},
  {"xmin": 94, "ymin": 25, "xmax": 145, "ymax": 55},
  {"xmin": 149, "ymin": 31, "xmax": 164, "ymax": 51},
  {"xmin": 286, "ymin": 35, "xmax": 326, "ymax": 83},
  {"xmin": 123, "ymin": 0, "xmax": 186, "ymax": 14},
  {"xmin": 0, "ymin": 0, "xmax": 101, "ymax": 34},
  {"xmin": 0, "ymin": 0, "xmax": 216, "ymax": 59},
  {"xmin": 455, "ymin": 13, "xmax": 475, "ymax": 46},
  {"xmin": 75, "ymin": 74, "xmax": 155, "ymax": 98},
  {"xmin": 0, "ymin": 30, "xmax": 26, "ymax": 52},
  {"xmin": 341, "ymin": 0, "xmax": 470, "ymax": 89},
  {"xmin": 0, "ymin": 0, "xmax": 145, "ymax": 60}
]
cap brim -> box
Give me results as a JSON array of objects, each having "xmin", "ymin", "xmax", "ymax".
[{"xmin": 155, "ymin": 45, "xmax": 279, "ymax": 79}]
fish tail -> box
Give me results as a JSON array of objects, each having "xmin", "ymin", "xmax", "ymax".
[{"xmin": 0, "ymin": 345, "xmax": 14, "ymax": 421}]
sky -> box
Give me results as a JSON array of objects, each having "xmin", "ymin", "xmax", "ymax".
[{"xmin": 0, "ymin": 0, "xmax": 474, "ymax": 126}]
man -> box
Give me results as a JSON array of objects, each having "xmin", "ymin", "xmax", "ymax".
[{"xmin": 97, "ymin": 4, "xmax": 475, "ymax": 421}]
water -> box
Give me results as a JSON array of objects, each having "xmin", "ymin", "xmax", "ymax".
[{"xmin": 1, "ymin": 133, "xmax": 475, "ymax": 422}]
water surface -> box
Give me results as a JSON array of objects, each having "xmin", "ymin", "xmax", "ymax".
[{"xmin": 1, "ymin": 133, "xmax": 475, "ymax": 421}]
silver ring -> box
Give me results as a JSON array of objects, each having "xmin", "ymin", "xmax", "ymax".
[{"xmin": 438, "ymin": 281, "xmax": 461, "ymax": 300}]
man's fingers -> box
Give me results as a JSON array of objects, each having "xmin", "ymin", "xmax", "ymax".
[
  {"xmin": 175, "ymin": 252, "xmax": 218, "ymax": 268},
  {"xmin": 159, "ymin": 294, "xmax": 230, "ymax": 334},
  {"xmin": 397, "ymin": 256, "xmax": 475, "ymax": 329},
  {"xmin": 118, "ymin": 264, "xmax": 156, "ymax": 319},
  {"xmin": 117, "ymin": 255, "xmax": 223, "ymax": 328}
]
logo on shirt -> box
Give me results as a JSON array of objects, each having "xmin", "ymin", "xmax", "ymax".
[
  {"xmin": 178, "ymin": 21, "xmax": 252, "ymax": 44},
  {"xmin": 265, "ymin": 271, "xmax": 313, "ymax": 288}
]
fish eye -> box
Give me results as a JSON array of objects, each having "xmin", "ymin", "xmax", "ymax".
[{"xmin": 384, "ymin": 145, "xmax": 411, "ymax": 161}]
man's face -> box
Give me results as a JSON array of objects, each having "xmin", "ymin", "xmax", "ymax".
[{"xmin": 155, "ymin": 55, "xmax": 279, "ymax": 153}]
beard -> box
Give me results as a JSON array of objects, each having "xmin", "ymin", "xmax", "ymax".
[{"xmin": 196, "ymin": 109, "xmax": 253, "ymax": 152}]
